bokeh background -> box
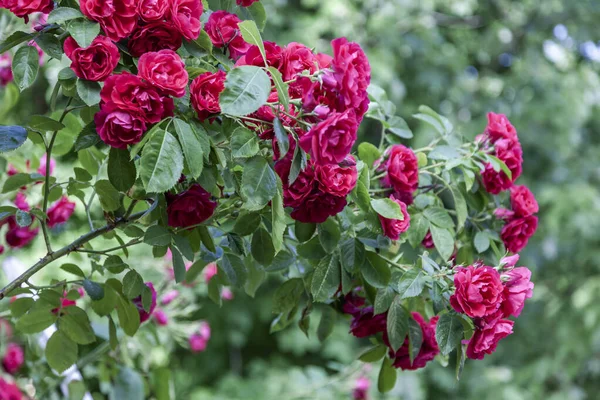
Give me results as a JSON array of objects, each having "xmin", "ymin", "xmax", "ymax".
[{"xmin": 2, "ymin": 0, "xmax": 600, "ymax": 399}]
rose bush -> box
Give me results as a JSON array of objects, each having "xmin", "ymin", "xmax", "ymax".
[{"xmin": 0, "ymin": 0, "xmax": 540, "ymax": 397}]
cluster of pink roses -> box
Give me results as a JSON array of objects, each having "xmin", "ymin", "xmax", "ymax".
[
  {"xmin": 450, "ymin": 255, "xmax": 533, "ymax": 359},
  {"xmin": 0, "ymin": 0, "xmax": 52, "ymax": 22}
]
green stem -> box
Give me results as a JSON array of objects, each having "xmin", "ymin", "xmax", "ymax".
[
  {"xmin": 76, "ymin": 239, "xmax": 143, "ymax": 255},
  {"xmin": 379, "ymin": 255, "xmax": 410, "ymax": 271}
]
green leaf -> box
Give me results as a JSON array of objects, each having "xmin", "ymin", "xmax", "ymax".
[
  {"xmin": 251, "ymin": 227, "xmax": 275, "ymax": 266},
  {"xmin": 173, "ymin": 234, "xmax": 194, "ymax": 261},
  {"xmin": 82, "ymin": 279, "xmax": 104, "ymax": 300},
  {"xmin": 415, "ymin": 105, "xmax": 453, "ymax": 135},
  {"xmin": 2, "ymin": 173, "xmax": 38, "ymax": 193},
  {"xmin": 108, "ymin": 148, "xmax": 136, "ymax": 192},
  {"xmin": 123, "ymin": 270, "xmax": 144, "ymax": 299},
  {"xmin": 115, "ymin": 294, "xmax": 140, "ymax": 337},
  {"xmin": 297, "ymin": 236, "xmax": 326, "ymax": 260},
  {"xmin": 268, "ymin": 67, "xmax": 289, "ymax": 112},
  {"xmin": 68, "ymin": 19, "xmax": 100, "ymax": 48},
  {"xmin": 140, "ymin": 129, "xmax": 184, "ymax": 193},
  {"xmin": 239, "ymin": 1, "xmax": 267, "ymax": 30},
  {"xmin": 295, "ymin": 221, "xmax": 316, "ymax": 243},
  {"xmin": 340, "ymin": 238, "xmax": 366, "ymax": 273},
  {"xmin": 241, "ymin": 156, "xmax": 277, "ymax": 211},
  {"xmin": 359, "ymin": 345, "xmax": 388, "ymax": 363},
  {"xmin": 396, "ymin": 269, "xmax": 426, "ymax": 299},
  {"xmin": 488, "ymin": 154, "xmax": 512, "ymax": 180},
  {"xmin": 374, "ymin": 286, "xmax": 395, "ymax": 315},
  {"xmin": 272, "ymin": 278, "xmax": 304, "ymax": 314},
  {"xmin": 318, "ymin": 218, "xmax": 341, "ymax": 253},
  {"xmin": 435, "ymin": 314, "xmax": 464, "ymax": 355},
  {"xmin": 310, "ymin": 253, "xmax": 340, "ymax": 302},
  {"xmin": 95, "ymin": 180, "xmax": 121, "ymax": 212},
  {"xmin": 12, "ymin": 46, "xmax": 39, "ymax": 91},
  {"xmin": 387, "ymin": 116, "xmax": 413, "ymax": 139},
  {"xmin": 238, "ymin": 20, "xmax": 266, "ymax": 64},
  {"xmin": 73, "ymin": 121, "xmax": 100, "ymax": 152},
  {"xmin": 288, "ymin": 144, "xmax": 307, "ymax": 185},
  {"xmin": 219, "ymin": 66, "xmax": 271, "ymax": 116},
  {"xmin": 46, "ymin": 331, "xmax": 78, "ymax": 373},
  {"xmin": 171, "ymin": 246, "xmax": 187, "ymax": 283},
  {"xmin": 0, "ymin": 125, "xmax": 28, "ymax": 153},
  {"xmin": 0, "ymin": 31, "xmax": 33, "ymax": 53},
  {"xmin": 58, "ymin": 306, "xmax": 96, "ymax": 345},
  {"xmin": 230, "ymin": 127, "xmax": 260, "ymax": 158},
  {"xmin": 451, "ymin": 186, "xmax": 468, "ymax": 231},
  {"xmin": 29, "ymin": 115, "xmax": 65, "ymax": 132},
  {"xmin": 358, "ymin": 142, "xmax": 381, "ymax": 167},
  {"xmin": 112, "ymin": 367, "xmax": 145, "ymax": 400},
  {"xmin": 474, "ymin": 231, "xmax": 490, "ymax": 253},
  {"xmin": 423, "ymin": 207, "xmax": 454, "ymax": 228},
  {"xmin": 273, "ymin": 118, "xmax": 289, "ymax": 158},
  {"xmin": 430, "ymin": 225, "xmax": 455, "ymax": 260},
  {"xmin": 91, "ymin": 284, "xmax": 117, "ymax": 316},
  {"xmin": 377, "ymin": 357, "xmax": 397, "ymax": 393},
  {"xmin": 173, "ymin": 118, "xmax": 204, "ymax": 179},
  {"xmin": 104, "ymin": 255, "xmax": 128, "ymax": 274},
  {"xmin": 408, "ymin": 316, "xmax": 424, "ymax": 366},
  {"xmin": 361, "ymin": 252, "xmax": 391, "ymax": 288},
  {"xmin": 61, "ymin": 263, "xmax": 86, "ymax": 278},
  {"xmin": 387, "ymin": 296, "xmax": 409, "ymax": 352},
  {"xmin": 317, "ymin": 307, "xmax": 336, "ymax": 342},
  {"xmin": 48, "ymin": 7, "xmax": 84, "ymax": 24},
  {"xmin": 272, "ymin": 178, "xmax": 286, "ymax": 253},
  {"xmin": 218, "ymin": 253, "xmax": 248, "ymax": 287},
  {"xmin": 76, "ymin": 79, "xmax": 101, "ymax": 106},
  {"xmin": 371, "ymin": 198, "xmax": 404, "ymax": 220},
  {"xmin": 10, "ymin": 298, "xmax": 34, "ymax": 318},
  {"xmin": 34, "ymin": 34, "xmax": 63, "ymax": 59},
  {"xmin": 144, "ymin": 225, "xmax": 172, "ymax": 246},
  {"xmin": 233, "ymin": 212, "xmax": 261, "ymax": 236},
  {"xmin": 407, "ymin": 213, "xmax": 430, "ymax": 248},
  {"xmin": 15, "ymin": 209, "xmax": 32, "ymax": 227},
  {"xmin": 16, "ymin": 309, "xmax": 58, "ymax": 334}
]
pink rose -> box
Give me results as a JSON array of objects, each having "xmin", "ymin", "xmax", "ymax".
[
  {"xmin": 205, "ymin": 10, "xmax": 250, "ymax": 60},
  {"xmin": 449, "ymin": 265, "xmax": 504, "ymax": 318},
  {"xmin": 500, "ymin": 254, "xmax": 520, "ymax": 268},
  {"xmin": 170, "ymin": 0, "xmax": 203, "ymax": 40},
  {"xmin": 314, "ymin": 156, "xmax": 358, "ymax": 197},
  {"xmin": 63, "ymin": 36, "xmax": 120, "ymax": 82},
  {"xmin": 481, "ymin": 138, "xmax": 523, "ymax": 194},
  {"xmin": 128, "ymin": 21, "xmax": 183, "ymax": 58},
  {"xmin": 161, "ymin": 290, "xmax": 179, "ymax": 305},
  {"xmin": 384, "ymin": 144, "xmax": 419, "ymax": 193},
  {"xmin": 190, "ymin": 71, "xmax": 226, "ymax": 121},
  {"xmin": 290, "ymin": 191, "xmax": 347, "ymax": 224},
  {"xmin": 0, "ymin": 53, "xmax": 13, "ymax": 86},
  {"xmin": 299, "ymin": 110, "xmax": 358, "ymax": 165},
  {"xmin": 501, "ymin": 267, "xmax": 534, "ymax": 318},
  {"xmin": 352, "ymin": 376, "xmax": 370, "ymax": 400},
  {"xmin": 236, "ymin": 0, "xmax": 259, "ymax": 6},
  {"xmin": 349, "ymin": 307, "xmax": 387, "ymax": 338},
  {"xmin": 236, "ymin": 41, "xmax": 283, "ymax": 69},
  {"xmin": 0, "ymin": 377, "xmax": 22, "ymax": 400},
  {"xmin": 138, "ymin": 50, "xmax": 189, "ymax": 98},
  {"xmin": 80, "ymin": 0, "xmax": 138, "ymax": 41},
  {"xmin": 500, "ymin": 215, "xmax": 538, "ymax": 253},
  {"xmin": 510, "ymin": 185, "xmax": 538, "ymax": 217},
  {"xmin": 388, "ymin": 313, "xmax": 439, "ymax": 370},
  {"xmin": 37, "ymin": 154, "xmax": 55, "ymax": 177},
  {"xmin": 47, "ymin": 196, "xmax": 76, "ymax": 228},
  {"xmin": 1, "ymin": 0, "xmax": 53, "ymax": 21},
  {"xmin": 137, "ymin": 0, "xmax": 170, "ymax": 22},
  {"xmin": 379, "ymin": 195, "xmax": 411, "ymax": 241},
  {"xmin": 166, "ymin": 184, "xmax": 217, "ymax": 228},
  {"xmin": 189, "ymin": 321, "xmax": 211, "ymax": 352},
  {"xmin": 94, "ymin": 109, "xmax": 147, "ymax": 149},
  {"xmin": 132, "ymin": 282, "xmax": 157, "ymax": 323},
  {"xmin": 221, "ymin": 287, "xmax": 234, "ymax": 301},
  {"xmin": 274, "ymin": 159, "xmax": 316, "ymax": 208},
  {"xmin": 281, "ymin": 42, "xmax": 319, "ymax": 82},
  {"xmin": 153, "ymin": 309, "xmax": 169, "ymax": 326},
  {"xmin": 483, "ymin": 112, "xmax": 518, "ymax": 144},
  {"xmin": 466, "ymin": 318, "xmax": 514, "ymax": 360},
  {"xmin": 2, "ymin": 343, "xmax": 24, "ymax": 375}
]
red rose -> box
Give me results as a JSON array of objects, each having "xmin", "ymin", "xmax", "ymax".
[
  {"xmin": 314, "ymin": 156, "xmax": 357, "ymax": 197},
  {"xmin": 166, "ymin": 184, "xmax": 217, "ymax": 228},
  {"xmin": 5, "ymin": 219, "xmax": 38, "ymax": 249},
  {"xmin": 388, "ymin": 313, "xmax": 439, "ymax": 370},
  {"xmin": 483, "ymin": 112, "xmax": 518, "ymax": 144},
  {"xmin": 128, "ymin": 21, "xmax": 183, "ymax": 58},
  {"xmin": 501, "ymin": 215, "xmax": 538, "ymax": 253},
  {"xmin": 63, "ymin": 36, "xmax": 119, "ymax": 82},
  {"xmin": 501, "ymin": 267, "xmax": 534, "ymax": 318},
  {"xmin": 132, "ymin": 282, "xmax": 157, "ymax": 323},
  {"xmin": 236, "ymin": 41, "xmax": 283, "ymax": 69},
  {"xmin": 510, "ymin": 185, "xmax": 538, "ymax": 217},
  {"xmin": 138, "ymin": 50, "xmax": 189, "ymax": 97},
  {"xmin": 100, "ymin": 72, "xmax": 174, "ymax": 124},
  {"xmin": 466, "ymin": 318, "xmax": 513, "ymax": 360},
  {"xmin": 379, "ymin": 195, "xmax": 411, "ymax": 241},
  {"xmin": 170, "ymin": 0, "xmax": 203, "ymax": 40},
  {"xmin": 1, "ymin": 0, "xmax": 53, "ymax": 20},
  {"xmin": 80, "ymin": 0, "xmax": 138, "ymax": 41},
  {"xmin": 349, "ymin": 307, "xmax": 387, "ymax": 338},
  {"xmin": 384, "ymin": 144, "xmax": 419, "ymax": 193},
  {"xmin": 275, "ymin": 160, "xmax": 316, "ymax": 208},
  {"xmin": 299, "ymin": 110, "xmax": 358, "ymax": 165},
  {"xmin": 138, "ymin": 0, "xmax": 170, "ymax": 22},
  {"xmin": 47, "ymin": 196, "xmax": 76, "ymax": 228},
  {"xmin": 290, "ymin": 190, "xmax": 347, "ymax": 223},
  {"xmin": 95, "ymin": 109, "xmax": 147, "ymax": 149},
  {"xmin": 2, "ymin": 343, "xmax": 24, "ymax": 375},
  {"xmin": 422, "ymin": 231, "xmax": 435, "ymax": 249},
  {"xmin": 190, "ymin": 70, "xmax": 226, "ymax": 121},
  {"xmin": 0, "ymin": 377, "xmax": 22, "ymax": 400},
  {"xmin": 205, "ymin": 10, "xmax": 250, "ymax": 60},
  {"xmin": 481, "ymin": 138, "xmax": 522, "ymax": 194},
  {"xmin": 236, "ymin": 0, "xmax": 259, "ymax": 6},
  {"xmin": 281, "ymin": 42, "xmax": 318, "ymax": 82},
  {"xmin": 450, "ymin": 265, "xmax": 504, "ymax": 318},
  {"xmin": 331, "ymin": 37, "xmax": 371, "ymax": 120}
]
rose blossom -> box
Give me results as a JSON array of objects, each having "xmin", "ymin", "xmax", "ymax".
[
  {"xmin": 128, "ymin": 21, "xmax": 183, "ymax": 58},
  {"xmin": 236, "ymin": 41, "xmax": 283, "ymax": 69},
  {"xmin": 80, "ymin": 0, "xmax": 138, "ymax": 41},
  {"xmin": 449, "ymin": 265, "xmax": 504, "ymax": 318},
  {"xmin": 290, "ymin": 190, "xmax": 347, "ymax": 224},
  {"xmin": 161, "ymin": 290, "xmax": 179, "ymax": 305},
  {"xmin": 0, "ymin": 53, "xmax": 13, "ymax": 86},
  {"xmin": 221, "ymin": 287, "xmax": 234, "ymax": 301},
  {"xmin": 379, "ymin": 195, "xmax": 411, "ymax": 241},
  {"xmin": 132, "ymin": 282, "xmax": 157, "ymax": 323},
  {"xmin": 500, "ymin": 254, "xmax": 520, "ymax": 268},
  {"xmin": 203, "ymin": 263, "xmax": 218, "ymax": 282},
  {"xmin": 1, "ymin": 0, "xmax": 53, "ymax": 21},
  {"xmin": 500, "ymin": 215, "xmax": 538, "ymax": 253},
  {"xmin": 501, "ymin": 267, "xmax": 534, "ymax": 318},
  {"xmin": 352, "ymin": 376, "xmax": 370, "ymax": 400},
  {"xmin": 166, "ymin": 184, "xmax": 217, "ymax": 228},
  {"xmin": 205, "ymin": 10, "xmax": 250, "ymax": 60},
  {"xmin": 483, "ymin": 112, "xmax": 518, "ymax": 144},
  {"xmin": 349, "ymin": 307, "xmax": 386, "ymax": 338},
  {"xmin": 138, "ymin": 50, "xmax": 189, "ymax": 98},
  {"xmin": 137, "ymin": 0, "xmax": 169, "ymax": 21},
  {"xmin": 2, "ymin": 343, "xmax": 24, "ymax": 375},
  {"xmin": 63, "ymin": 36, "xmax": 119, "ymax": 82},
  {"xmin": 5, "ymin": 219, "xmax": 38, "ymax": 249},
  {"xmin": 37, "ymin": 153, "xmax": 55, "ymax": 176},
  {"xmin": 190, "ymin": 71, "xmax": 226, "ymax": 121},
  {"xmin": 95, "ymin": 109, "xmax": 147, "ymax": 149},
  {"xmin": 275, "ymin": 160, "xmax": 316, "ymax": 208},
  {"xmin": 170, "ymin": 0, "xmax": 203, "ymax": 40},
  {"xmin": 281, "ymin": 42, "xmax": 319, "ymax": 82},
  {"xmin": 422, "ymin": 231, "xmax": 435, "ymax": 249},
  {"xmin": 388, "ymin": 313, "xmax": 439, "ymax": 370},
  {"xmin": 189, "ymin": 321, "xmax": 211, "ymax": 353},
  {"xmin": 47, "ymin": 196, "xmax": 76, "ymax": 228},
  {"xmin": 299, "ymin": 110, "xmax": 358, "ymax": 165},
  {"xmin": 481, "ymin": 138, "xmax": 523, "ymax": 194},
  {"xmin": 236, "ymin": 0, "xmax": 259, "ymax": 6},
  {"xmin": 466, "ymin": 319, "xmax": 514, "ymax": 360},
  {"xmin": 153, "ymin": 309, "xmax": 169, "ymax": 326},
  {"xmin": 0, "ymin": 377, "xmax": 22, "ymax": 400},
  {"xmin": 384, "ymin": 144, "xmax": 419, "ymax": 193},
  {"xmin": 510, "ymin": 185, "xmax": 539, "ymax": 217},
  {"xmin": 314, "ymin": 156, "xmax": 358, "ymax": 197}
]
